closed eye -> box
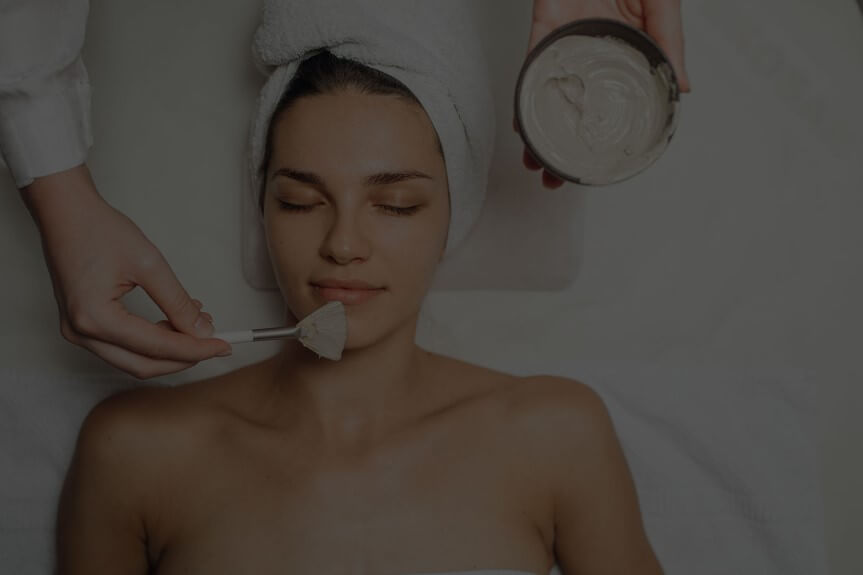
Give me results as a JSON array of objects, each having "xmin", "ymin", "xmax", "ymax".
[
  {"xmin": 379, "ymin": 205, "xmax": 422, "ymax": 216},
  {"xmin": 278, "ymin": 201, "xmax": 421, "ymax": 216},
  {"xmin": 277, "ymin": 201, "xmax": 317, "ymax": 213}
]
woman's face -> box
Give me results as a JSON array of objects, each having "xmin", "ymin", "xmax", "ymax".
[{"xmin": 262, "ymin": 88, "xmax": 449, "ymax": 349}]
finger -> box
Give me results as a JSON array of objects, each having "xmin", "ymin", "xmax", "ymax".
[
  {"xmin": 542, "ymin": 170, "xmax": 566, "ymax": 189},
  {"xmin": 76, "ymin": 334, "xmax": 199, "ymax": 380},
  {"xmin": 527, "ymin": 20, "xmax": 555, "ymax": 54},
  {"xmin": 155, "ymin": 319, "xmax": 175, "ymax": 331},
  {"xmin": 156, "ymin": 316, "xmax": 227, "ymax": 350},
  {"xmin": 523, "ymin": 148, "xmax": 543, "ymax": 171},
  {"xmin": 133, "ymin": 251, "xmax": 212, "ymax": 338},
  {"xmin": 79, "ymin": 301, "xmax": 230, "ymax": 363},
  {"xmin": 188, "ymin": 302, "xmax": 212, "ymax": 323},
  {"xmin": 644, "ymin": 0, "xmax": 691, "ymax": 92}
]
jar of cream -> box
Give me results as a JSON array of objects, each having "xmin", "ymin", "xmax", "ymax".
[{"xmin": 515, "ymin": 18, "xmax": 680, "ymax": 185}]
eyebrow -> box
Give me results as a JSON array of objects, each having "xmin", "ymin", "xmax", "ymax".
[{"xmin": 271, "ymin": 168, "xmax": 433, "ymax": 187}]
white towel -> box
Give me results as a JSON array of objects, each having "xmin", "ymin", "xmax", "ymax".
[{"xmin": 243, "ymin": 0, "xmax": 496, "ymax": 289}]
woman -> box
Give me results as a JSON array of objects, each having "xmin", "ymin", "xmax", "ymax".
[{"xmin": 56, "ymin": 51, "xmax": 663, "ymax": 575}]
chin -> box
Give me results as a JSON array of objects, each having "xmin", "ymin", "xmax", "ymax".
[
  {"xmin": 343, "ymin": 309, "xmax": 412, "ymax": 349},
  {"xmin": 339, "ymin": 327, "xmax": 382, "ymax": 352}
]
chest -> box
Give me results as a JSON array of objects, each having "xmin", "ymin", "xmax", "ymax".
[{"xmin": 150, "ymin": 412, "xmax": 552, "ymax": 574}]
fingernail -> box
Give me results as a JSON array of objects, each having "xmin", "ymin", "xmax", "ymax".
[
  {"xmin": 217, "ymin": 346, "xmax": 233, "ymax": 357},
  {"xmin": 194, "ymin": 314, "xmax": 214, "ymax": 338}
]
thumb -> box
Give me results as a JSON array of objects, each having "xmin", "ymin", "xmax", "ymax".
[
  {"xmin": 135, "ymin": 254, "xmax": 211, "ymax": 338},
  {"xmin": 644, "ymin": 0, "xmax": 691, "ymax": 92}
]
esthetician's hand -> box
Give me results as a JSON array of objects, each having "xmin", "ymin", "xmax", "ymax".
[
  {"xmin": 516, "ymin": 0, "xmax": 691, "ymax": 188},
  {"xmin": 19, "ymin": 164, "xmax": 232, "ymax": 380}
]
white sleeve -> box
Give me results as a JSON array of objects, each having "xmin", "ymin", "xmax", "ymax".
[{"xmin": 0, "ymin": 0, "xmax": 93, "ymax": 189}]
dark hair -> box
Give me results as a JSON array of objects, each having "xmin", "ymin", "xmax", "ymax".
[{"xmin": 258, "ymin": 50, "xmax": 444, "ymax": 212}]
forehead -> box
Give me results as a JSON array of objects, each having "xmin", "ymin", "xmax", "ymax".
[{"xmin": 270, "ymin": 90, "xmax": 442, "ymax": 175}]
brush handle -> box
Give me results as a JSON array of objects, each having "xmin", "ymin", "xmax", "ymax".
[
  {"xmin": 250, "ymin": 326, "xmax": 302, "ymax": 341},
  {"xmin": 212, "ymin": 326, "xmax": 301, "ymax": 344}
]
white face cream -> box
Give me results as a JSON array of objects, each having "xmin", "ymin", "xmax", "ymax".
[{"xmin": 517, "ymin": 32, "xmax": 677, "ymax": 184}]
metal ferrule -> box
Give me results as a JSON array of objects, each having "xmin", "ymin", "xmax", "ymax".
[{"xmin": 252, "ymin": 325, "xmax": 302, "ymax": 341}]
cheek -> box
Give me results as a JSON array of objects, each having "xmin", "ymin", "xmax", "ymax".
[
  {"xmin": 264, "ymin": 215, "xmax": 315, "ymax": 282},
  {"xmin": 381, "ymin": 210, "xmax": 448, "ymax": 282}
]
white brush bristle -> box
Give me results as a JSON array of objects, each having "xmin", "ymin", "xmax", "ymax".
[{"xmin": 296, "ymin": 301, "xmax": 347, "ymax": 360}]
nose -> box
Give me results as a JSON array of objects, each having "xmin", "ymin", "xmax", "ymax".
[{"xmin": 319, "ymin": 208, "xmax": 371, "ymax": 264}]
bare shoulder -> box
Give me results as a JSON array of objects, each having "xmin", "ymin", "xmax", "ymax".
[
  {"xmin": 513, "ymin": 378, "xmax": 662, "ymax": 573},
  {"xmin": 85, "ymin": 355, "xmax": 266, "ymax": 424},
  {"xmin": 59, "ymin": 381, "xmax": 226, "ymax": 572},
  {"xmin": 76, "ymin": 384, "xmax": 199, "ymax": 482},
  {"xmin": 79, "ymin": 384, "xmax": 176, "ymax": 456},
  {"xmin": 74, "ymin": 378, "xmax": 230, "ymax": 498},
  {"xmin": 431, "ymin": 356, "xmax": 615, "ymax": 456},
  {"xmin": 501, "ymin": 374, "xmax": 618, "ymax": 459},
  {"xmin": 433, "ymin": 355, "xmax": 611, "ymax": 435},
  {"xmin": 507, "ymin": 374, "xmax": 609, "ymax": 422},
  {"xmin": 82, "ymin": 380, "xmax": 213, "ymax": 441},
  {"xmin": 70, "ymin": 384, "xmax": 175, "ymax": 489},
  {"xmin": 539, "ymin": 373, "xmax": 607, "ymax": 412}
]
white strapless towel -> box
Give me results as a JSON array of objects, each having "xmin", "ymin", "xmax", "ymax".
[{"xmin": 404, "ymin": 571, "xmax": 533, "ymax": 575}]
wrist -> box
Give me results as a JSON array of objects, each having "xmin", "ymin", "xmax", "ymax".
[{"xmin": 20, "ymin": 163, "xmax": 103, "ymax": 228}]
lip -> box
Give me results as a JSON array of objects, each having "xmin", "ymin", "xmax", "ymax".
[
  {"xmin": 312, "ymin": 278, "xmax": 383, "ymax": 290},
  {"xmin": 311, "ymin": 284, "xmax": 384, "ymax": 305}
]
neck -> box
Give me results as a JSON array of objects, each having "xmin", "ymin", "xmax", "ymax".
[{"xmin": 262, "ymin": 311, "xmax": 433, "ymax": 453}]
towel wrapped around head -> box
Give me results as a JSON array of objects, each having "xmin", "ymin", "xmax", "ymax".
[{"xmin": 246, "ymin": 0, "xmax": 496, "ymax": 278}]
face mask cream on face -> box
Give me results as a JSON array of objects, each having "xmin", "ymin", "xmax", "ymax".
[{"xmin": 515, "ymin": 19, "xmax": 680, "ymax": 185}]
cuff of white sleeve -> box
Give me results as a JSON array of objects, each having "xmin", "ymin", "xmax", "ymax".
[{"xmin": 0, "ymin": 78, "xmax": 93, "ymax": 189}]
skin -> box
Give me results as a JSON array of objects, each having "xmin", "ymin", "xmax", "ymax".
[
  {"xmin": 55, "ymin": 89, "xmax": 663, "ymax": 575},
  {"xmin": 19, "ymin": 167, "xmax": 231, "ymax": 378}
]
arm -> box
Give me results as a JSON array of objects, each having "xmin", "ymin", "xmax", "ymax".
[
  {"xmin": 55, "ymin": 391, "xmax": 156, "ymax": 575},
  {"xmin": 2, "ymin": 3, "xmax": 229, "ymax": 378},
  {"xmin": 19, "ymin": 164, "xmax": 230, "ymax": 379},
  {"xmin": 0, "ymin": 0, "xmax": 92, "ymax": 188},
  {"xmin": 533, "ymin": 376, "xmax": 664, "ymax": 574}
]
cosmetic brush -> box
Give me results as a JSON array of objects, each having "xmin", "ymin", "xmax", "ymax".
[{"xmin": 212, "ymin": 301, "xmax": 347, "ymax": 360}]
